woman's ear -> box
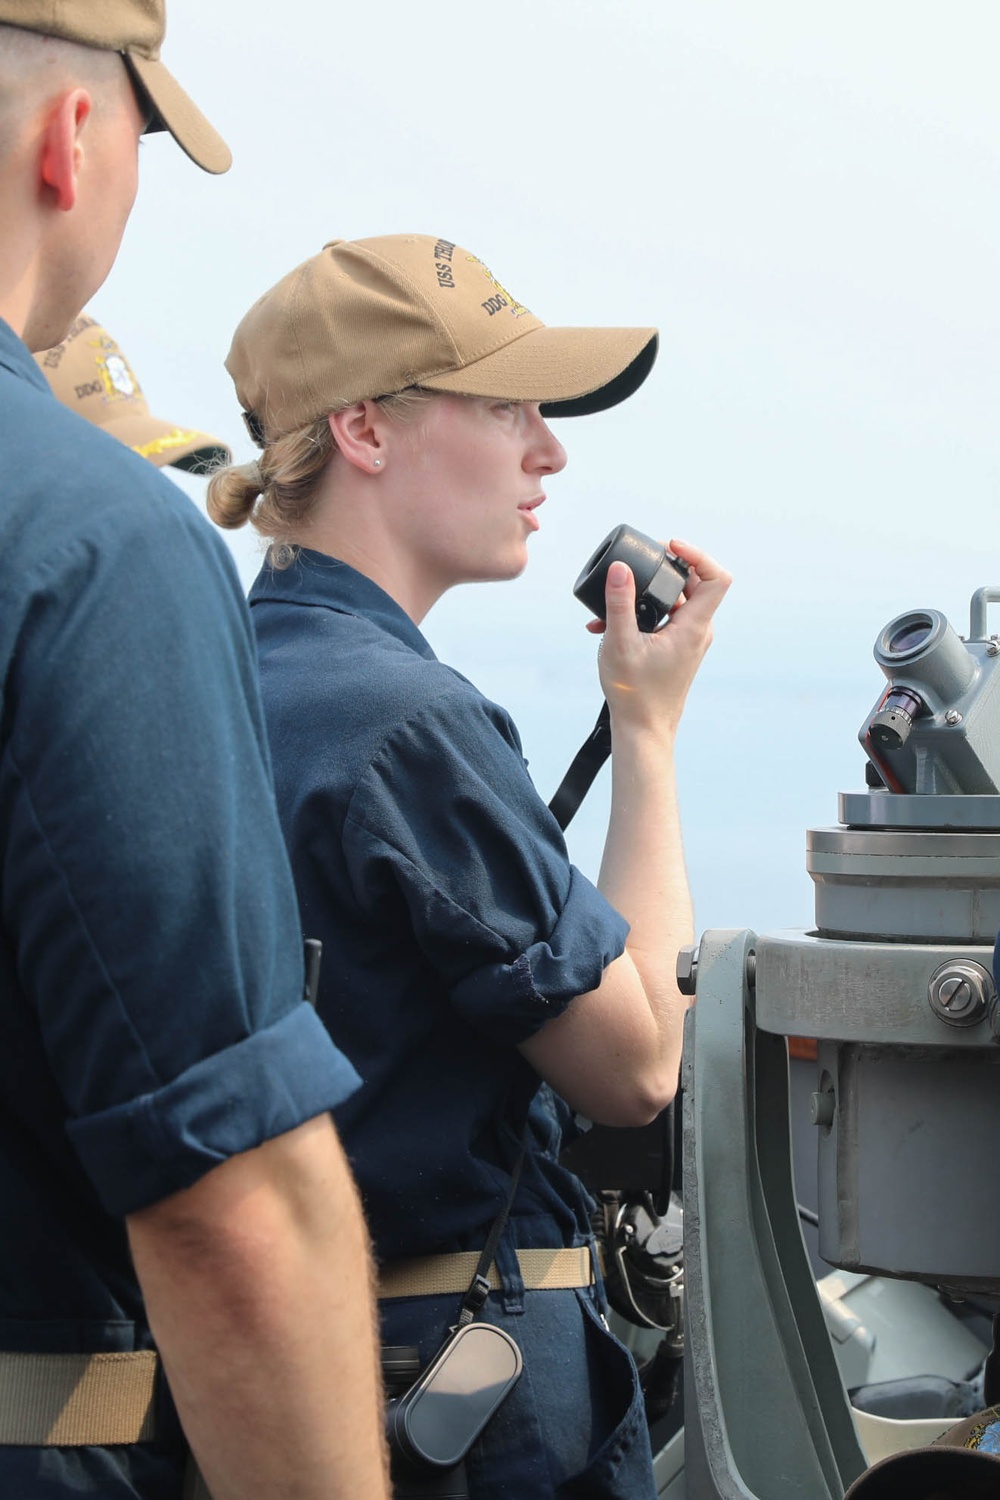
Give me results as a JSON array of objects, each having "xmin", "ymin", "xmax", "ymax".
[
  {"xmin": 328, "ymin": 402, "xmax": 386, "ymax": 475},
  {"xmin": 39, "ymin": 89, "xmax": 92, "ymax": 212}
]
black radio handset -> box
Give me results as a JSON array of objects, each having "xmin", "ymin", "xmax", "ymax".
[{"xmin": 548, "ymin": 525, "xmax": 688, "ymax": 831}]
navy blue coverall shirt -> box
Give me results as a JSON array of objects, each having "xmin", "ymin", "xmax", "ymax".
[
  {"xmin": 0, "ymin": 322, "xmax": 359, "ymax": 1499},
  {"xmin": 250, "ymin": 548, "xmax": 658, "ymax": 1499}
]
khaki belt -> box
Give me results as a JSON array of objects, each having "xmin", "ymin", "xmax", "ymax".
[
  {"xmin": 0, "ymin": 1349, "xmax": 158, "ymax": 1446},
  {"xmin": 378, "ymin": 1246, "xmax": 596, "ymax": 1300}
]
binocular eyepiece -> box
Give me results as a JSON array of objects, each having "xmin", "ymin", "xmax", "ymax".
[
  {"xmin": 861, "ymin": 595, "xmax": 1000, "ymax": 795},
  {"xmin": 573, "ymin": 524, "xmax": 689, "ymax": 633}
]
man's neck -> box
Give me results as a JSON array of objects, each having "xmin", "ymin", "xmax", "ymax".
[{"xmin": 0, "ymin": 225, "xmax": 38, "ymax": 344}]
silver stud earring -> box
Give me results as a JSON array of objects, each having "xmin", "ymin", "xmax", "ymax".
[{"xmin": 373, "ymin": 459, "xmax": 382, "ymax": 467}]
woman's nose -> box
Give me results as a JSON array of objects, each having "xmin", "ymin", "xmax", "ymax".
[{"xmin": 527, "ymin": 410, "xmax": 567, "ymax": 475}]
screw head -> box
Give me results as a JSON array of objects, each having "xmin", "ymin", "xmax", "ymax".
[
  {"xmin": 927, "ymin": 960, "xmax": 994, "ymax": 1027},
  {"xmin": 945, "ymin": 709, "xmax": 963, "ymax": 725},
  {"xmin": 938, "ymin": 976, "xmax": 972, "ymax": 1011}
]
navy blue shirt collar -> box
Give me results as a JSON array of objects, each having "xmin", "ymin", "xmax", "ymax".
[
  {"xmin": 0, "ymin": 316, "xmax": 54, "ymax": 395},
  {"xmin": 249, "ymin": 547, "xmax": 437, "ymax": 661}
]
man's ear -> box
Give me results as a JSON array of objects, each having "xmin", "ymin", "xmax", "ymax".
[
  {"xmin": 39, "ymin": 89, "xmax": 92, "ymax": 212},
  {"xmin": 328, "ymin": 402, "xmax": 387, "ymax": 475}
]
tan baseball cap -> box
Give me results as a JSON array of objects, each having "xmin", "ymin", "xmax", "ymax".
[
  {"xmin": 226, "ymin": 235, "xmax": 659, "ymax": 444},
  {"xmin": 0, "ymin": 0, "xmax": 230, "ymax": 174},
  {"xmin": 36, "ymin": 315, "xmax": 231, "ymax": 473}
]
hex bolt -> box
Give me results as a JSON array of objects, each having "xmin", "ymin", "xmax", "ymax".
[
  {"xmin": 945, "ymin": 709, "xmax": 963, "ymax": 725},
  {"xmin": 927, "ymin": 960, "xmax": 994, "ymax": 1028},
  {"xmin": 990, "ymin": 992, "xmax": 1000, "ymax": 1042},
  {"xmin": 988, "ymin": 642, "xmax": 1000, "ymax": 657},
  {"xmin": 676, "ymin": 944, "xmax": 699, "ymax": 997}
]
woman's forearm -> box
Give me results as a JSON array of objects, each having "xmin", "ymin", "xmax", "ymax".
[{"xmin": 598, "ymin": 723, "xmax": 694, "ymax": 1078}]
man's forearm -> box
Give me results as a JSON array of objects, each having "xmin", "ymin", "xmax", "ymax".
[{"xmin": 127, "ymin": 1115, "xmax": 389, "ymax": 1500}]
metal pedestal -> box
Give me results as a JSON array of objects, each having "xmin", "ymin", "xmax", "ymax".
[
  {"xmin": 683, "ymin": 788, "xmax": 1000, "ymax": 1496},
  {"xmin": 682, "ymin": 930, "xmax": 867, "ymax": 1499}
]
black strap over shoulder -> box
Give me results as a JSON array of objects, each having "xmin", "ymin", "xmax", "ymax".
[{"xmin": 548, "ymin": 703, "xmax": 612, "ymax": 833}]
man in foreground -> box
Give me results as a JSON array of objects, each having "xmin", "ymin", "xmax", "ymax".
[{"xmin": 0, "ymin": 7, "xmax": 387, "ymax": 1497}]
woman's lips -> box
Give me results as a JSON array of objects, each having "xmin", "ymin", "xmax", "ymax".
[{"xmin": 519, "ymin": 495, "xmax": 545, "ymax": 531}]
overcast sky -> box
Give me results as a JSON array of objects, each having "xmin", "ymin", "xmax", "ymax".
[{"xmin": 92, "ymin": 0, "xmax": 1000, "ymax": 937}]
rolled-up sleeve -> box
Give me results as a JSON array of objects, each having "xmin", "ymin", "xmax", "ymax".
[
  {"xmin": 3, "ymin": 488, "xmax": 359, "ymax": 1216},
  {"xmin": 343, "ymin": 691, "xmax": 628, "ymax": 1046},
  {"xmin": 68, "ymin": 1006, "xmax": 359, "ymax": 1217},
  {"xmin": 449, "ymin": 865, "xmax": 629, "ymax": 1044}
]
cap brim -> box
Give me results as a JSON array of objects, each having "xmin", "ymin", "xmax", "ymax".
[
  {"xmin": 844, "ymin": 1445, "xmax": 1000, "ymax": 1498},
  {"xmin": 126, "ymin": 55, "xmax": 231, "ymax": 175},
  {"xmin": 101, "ymin": 410, "xmax": 231, "ymax": 472},
  {"xmin": 421, "ymin": 326, "xmax": 658, "ymax": 417}
]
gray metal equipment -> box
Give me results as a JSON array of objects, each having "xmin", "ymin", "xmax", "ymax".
[{"xmin": 681, "ymin": 587, "xmax": 1000, "ymax": 1499}]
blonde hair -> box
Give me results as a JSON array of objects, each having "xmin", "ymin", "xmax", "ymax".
[{"xmin": 207, "ymin": 389, "xmax": 435, "ymax": 568}]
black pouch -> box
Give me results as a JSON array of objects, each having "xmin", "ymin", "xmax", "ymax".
[
  {"xmin": 384, "ymin": 1136, "xmax": 527, "ymax": 1494},
  {"xmin": 383, "ymin": 1325, "xmax": 521, "ymax": 1498},
  {"xmin": 387, "ymin": 1323, "xmax": 521, "ymax": 1466}
]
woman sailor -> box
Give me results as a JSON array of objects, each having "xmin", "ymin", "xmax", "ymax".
[{"xmin": 208, "ymin": 234, "xmax": 730, "ymax": 1499}]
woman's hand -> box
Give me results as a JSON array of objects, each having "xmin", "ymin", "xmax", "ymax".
[
  {"xmin": 524, "ymin": 538, "xmax": 730, "ymax": 1122},
  {"xmin": 589, "ymin": 539, "xmax": 731, "ymax": 738}
]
